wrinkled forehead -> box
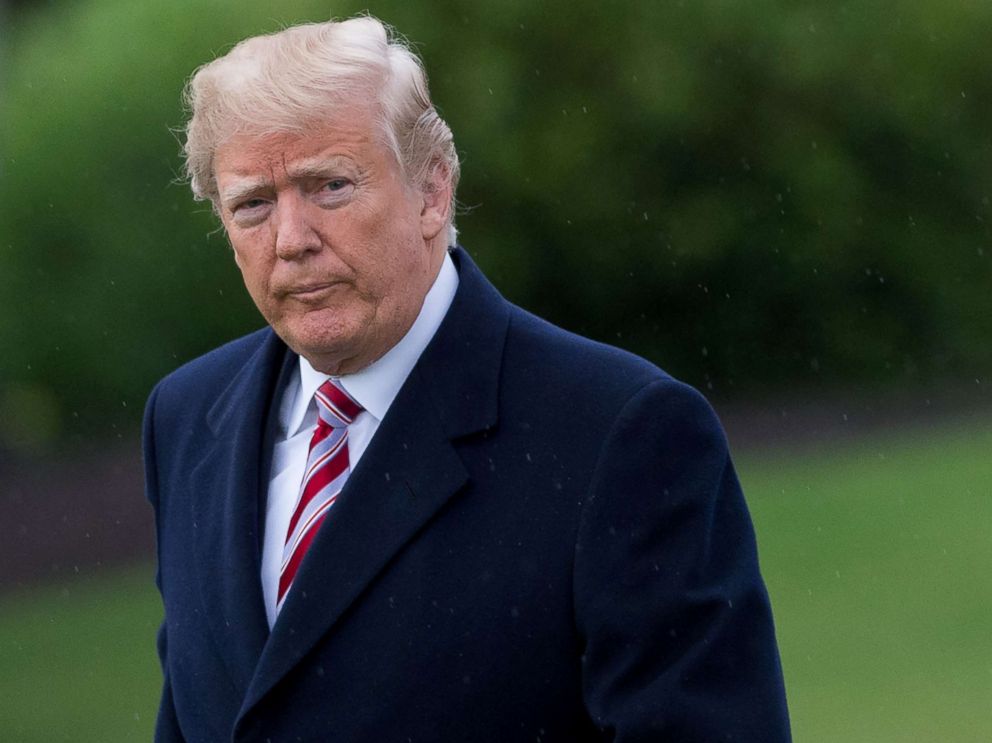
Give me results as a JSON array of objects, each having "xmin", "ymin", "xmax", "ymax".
[
  {"xmin": 205, "ymin": 98, "xmax": 398, "ymax": 197},
  {"xmin": 214, "ymin": 132, "xmax": 357, "ymax": 182},
  {"xmin": 212, "ymin": 112, "xmax": 407, "ymax": 207}
]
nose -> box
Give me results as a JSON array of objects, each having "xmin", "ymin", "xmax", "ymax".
[{"xmin": 274, "ymin": 194, "xmax": 322, "ymax": 261}]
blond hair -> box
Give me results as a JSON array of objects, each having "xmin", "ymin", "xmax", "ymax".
[{"xmin": 183, "ymin": 16, "xmax": 460, "ymax": 243}]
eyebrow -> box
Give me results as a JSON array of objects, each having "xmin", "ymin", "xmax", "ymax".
[
  {"xmin": 218, "ymin": 178, "xmax": 271, "ymax": 207},
  {"xmin": 287, "ymin": 155, "xmax": 357, "ymax": 180}
]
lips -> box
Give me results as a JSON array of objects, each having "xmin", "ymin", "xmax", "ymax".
[{"xmin": 283, "ymin": 282, "xmax": 341, "ymax": 301}]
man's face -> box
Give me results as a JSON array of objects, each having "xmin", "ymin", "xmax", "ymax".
[{"xmin": 214, "ymin": 105, "xmax": 449, "ymax": 375}]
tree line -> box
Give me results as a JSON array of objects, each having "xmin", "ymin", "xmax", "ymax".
[{"xmin": 1, "ymin": 0, "xmax": 990, "ymax": 452}]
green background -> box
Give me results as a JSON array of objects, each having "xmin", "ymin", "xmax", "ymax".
[{"xmin": 3, "ymin": 0, "xmax": 991, "ymax": 449}]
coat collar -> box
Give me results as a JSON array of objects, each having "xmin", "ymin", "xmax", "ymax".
[
  {"xmin": 188, "ymin": 330, "xmax": 293, "ymax": 696},
  {"xmin": 410, "ymin": 247, "xmax": 507, "ymax": 440},
  {"xmin": 235, "ymin": 247, "xmax": 511, "ymax": 724}
]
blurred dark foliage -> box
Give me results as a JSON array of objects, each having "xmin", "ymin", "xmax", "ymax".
[{"xmin": 1, "ymin": 0, "xmax": 990, "ymax": 453}]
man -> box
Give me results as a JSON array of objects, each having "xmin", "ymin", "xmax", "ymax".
[{"xmin": 144, "ymin": 16, "xmax": 791, "ymax": 742}]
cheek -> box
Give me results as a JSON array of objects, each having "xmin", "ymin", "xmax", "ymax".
[{"xmin": 234, "ymin": 252, "xmax": 273, "ymax": 303}]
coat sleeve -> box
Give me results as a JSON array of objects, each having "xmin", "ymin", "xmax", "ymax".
[
  {"xmin": 143, "ymin": 383, "xmax": 188, "ymax": 743},
  {"xmin": 573, "ymin": 379, "xmax": 791, "ymax": 741}
]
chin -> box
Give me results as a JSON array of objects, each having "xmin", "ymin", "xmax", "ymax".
[{"xmin": 280, "ymin": 316, "xmax": 369, "ymax": 372}]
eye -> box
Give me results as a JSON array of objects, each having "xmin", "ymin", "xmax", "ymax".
[
  {"xmin": 228, "ymin": 197, "xmax": 272, "ymax": 226},
  {"xmin": 314, "ymin": 177, "xmax": 355, "ymax": 207}
]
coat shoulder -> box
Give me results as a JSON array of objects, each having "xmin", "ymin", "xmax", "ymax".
[
  {"xmin": 146, "ymin": 327, "xmax": 275, "ymax": 424},
  {"xmin": 158, "ymin": 327, "xmax": 270, "ymax": 389},
  {"xmin": 503, "ymin": 305, "xmax": 693, "ymax": 416}
]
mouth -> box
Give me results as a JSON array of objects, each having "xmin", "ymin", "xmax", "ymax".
[{"xmin": 283, "ymin": 282, "xmax": 342, "ymax": 302}]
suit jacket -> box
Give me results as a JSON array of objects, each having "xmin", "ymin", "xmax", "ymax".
[{"xmin": 143, "ymin": 247, "xmax": 791, "ymax": 742}]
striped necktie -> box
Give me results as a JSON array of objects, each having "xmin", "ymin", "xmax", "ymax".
[{"xmin": 277, "ymin": 379, "xmax": 363, "ymax": 611}]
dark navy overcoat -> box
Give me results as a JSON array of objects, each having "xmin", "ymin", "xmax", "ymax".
[{"xmin": 143, "ymin": 248, "xmax": 791, "ymax": 742}]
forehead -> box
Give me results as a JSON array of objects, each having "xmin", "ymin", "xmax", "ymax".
[{"xmin": 213, "ymin": 106, "xmax": 394, "ymax": 188}]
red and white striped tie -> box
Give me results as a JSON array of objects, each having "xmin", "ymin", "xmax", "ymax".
[{"xmin": 277, "ymin": 379, "xmax": 363, "ymax": 611}]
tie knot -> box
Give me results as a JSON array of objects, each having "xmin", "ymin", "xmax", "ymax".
[{"xmin": 314, "ymin": 379, "xmax": 363, "ymax": 428}]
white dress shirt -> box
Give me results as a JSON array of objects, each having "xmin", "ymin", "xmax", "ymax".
[{"xmin": 260, "ymin": 253, "xmax": 459, "ymax": 628}]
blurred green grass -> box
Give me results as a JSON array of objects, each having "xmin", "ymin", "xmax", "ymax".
[
  {"xmin": 1, "ymin": 419, "xmax": 989, "ymax": 741},
  {"xmin": 741, "ymin": 420, "xmax": 992, "ymax": 742},
  {"xmin": 0, "ymin": 564, "xmax": 161, "ymax": 741}
]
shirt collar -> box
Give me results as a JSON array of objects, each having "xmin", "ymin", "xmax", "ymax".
[{"xmin": 283, "ymin": 251, "xmax": 459, "ymax": 437}]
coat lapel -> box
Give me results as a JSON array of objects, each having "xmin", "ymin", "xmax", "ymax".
[
  {"xmin": 238, "ymin": 247, "xmax": 511, "ymax": 720},
  {"xmin": 188, "ymin": 329, "xmax": 290, "ymax": 696}
]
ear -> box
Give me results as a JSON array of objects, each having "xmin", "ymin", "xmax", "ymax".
[{"xmin": 419, "ymin": 160, "xmax": 452, "ymax": 242}]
